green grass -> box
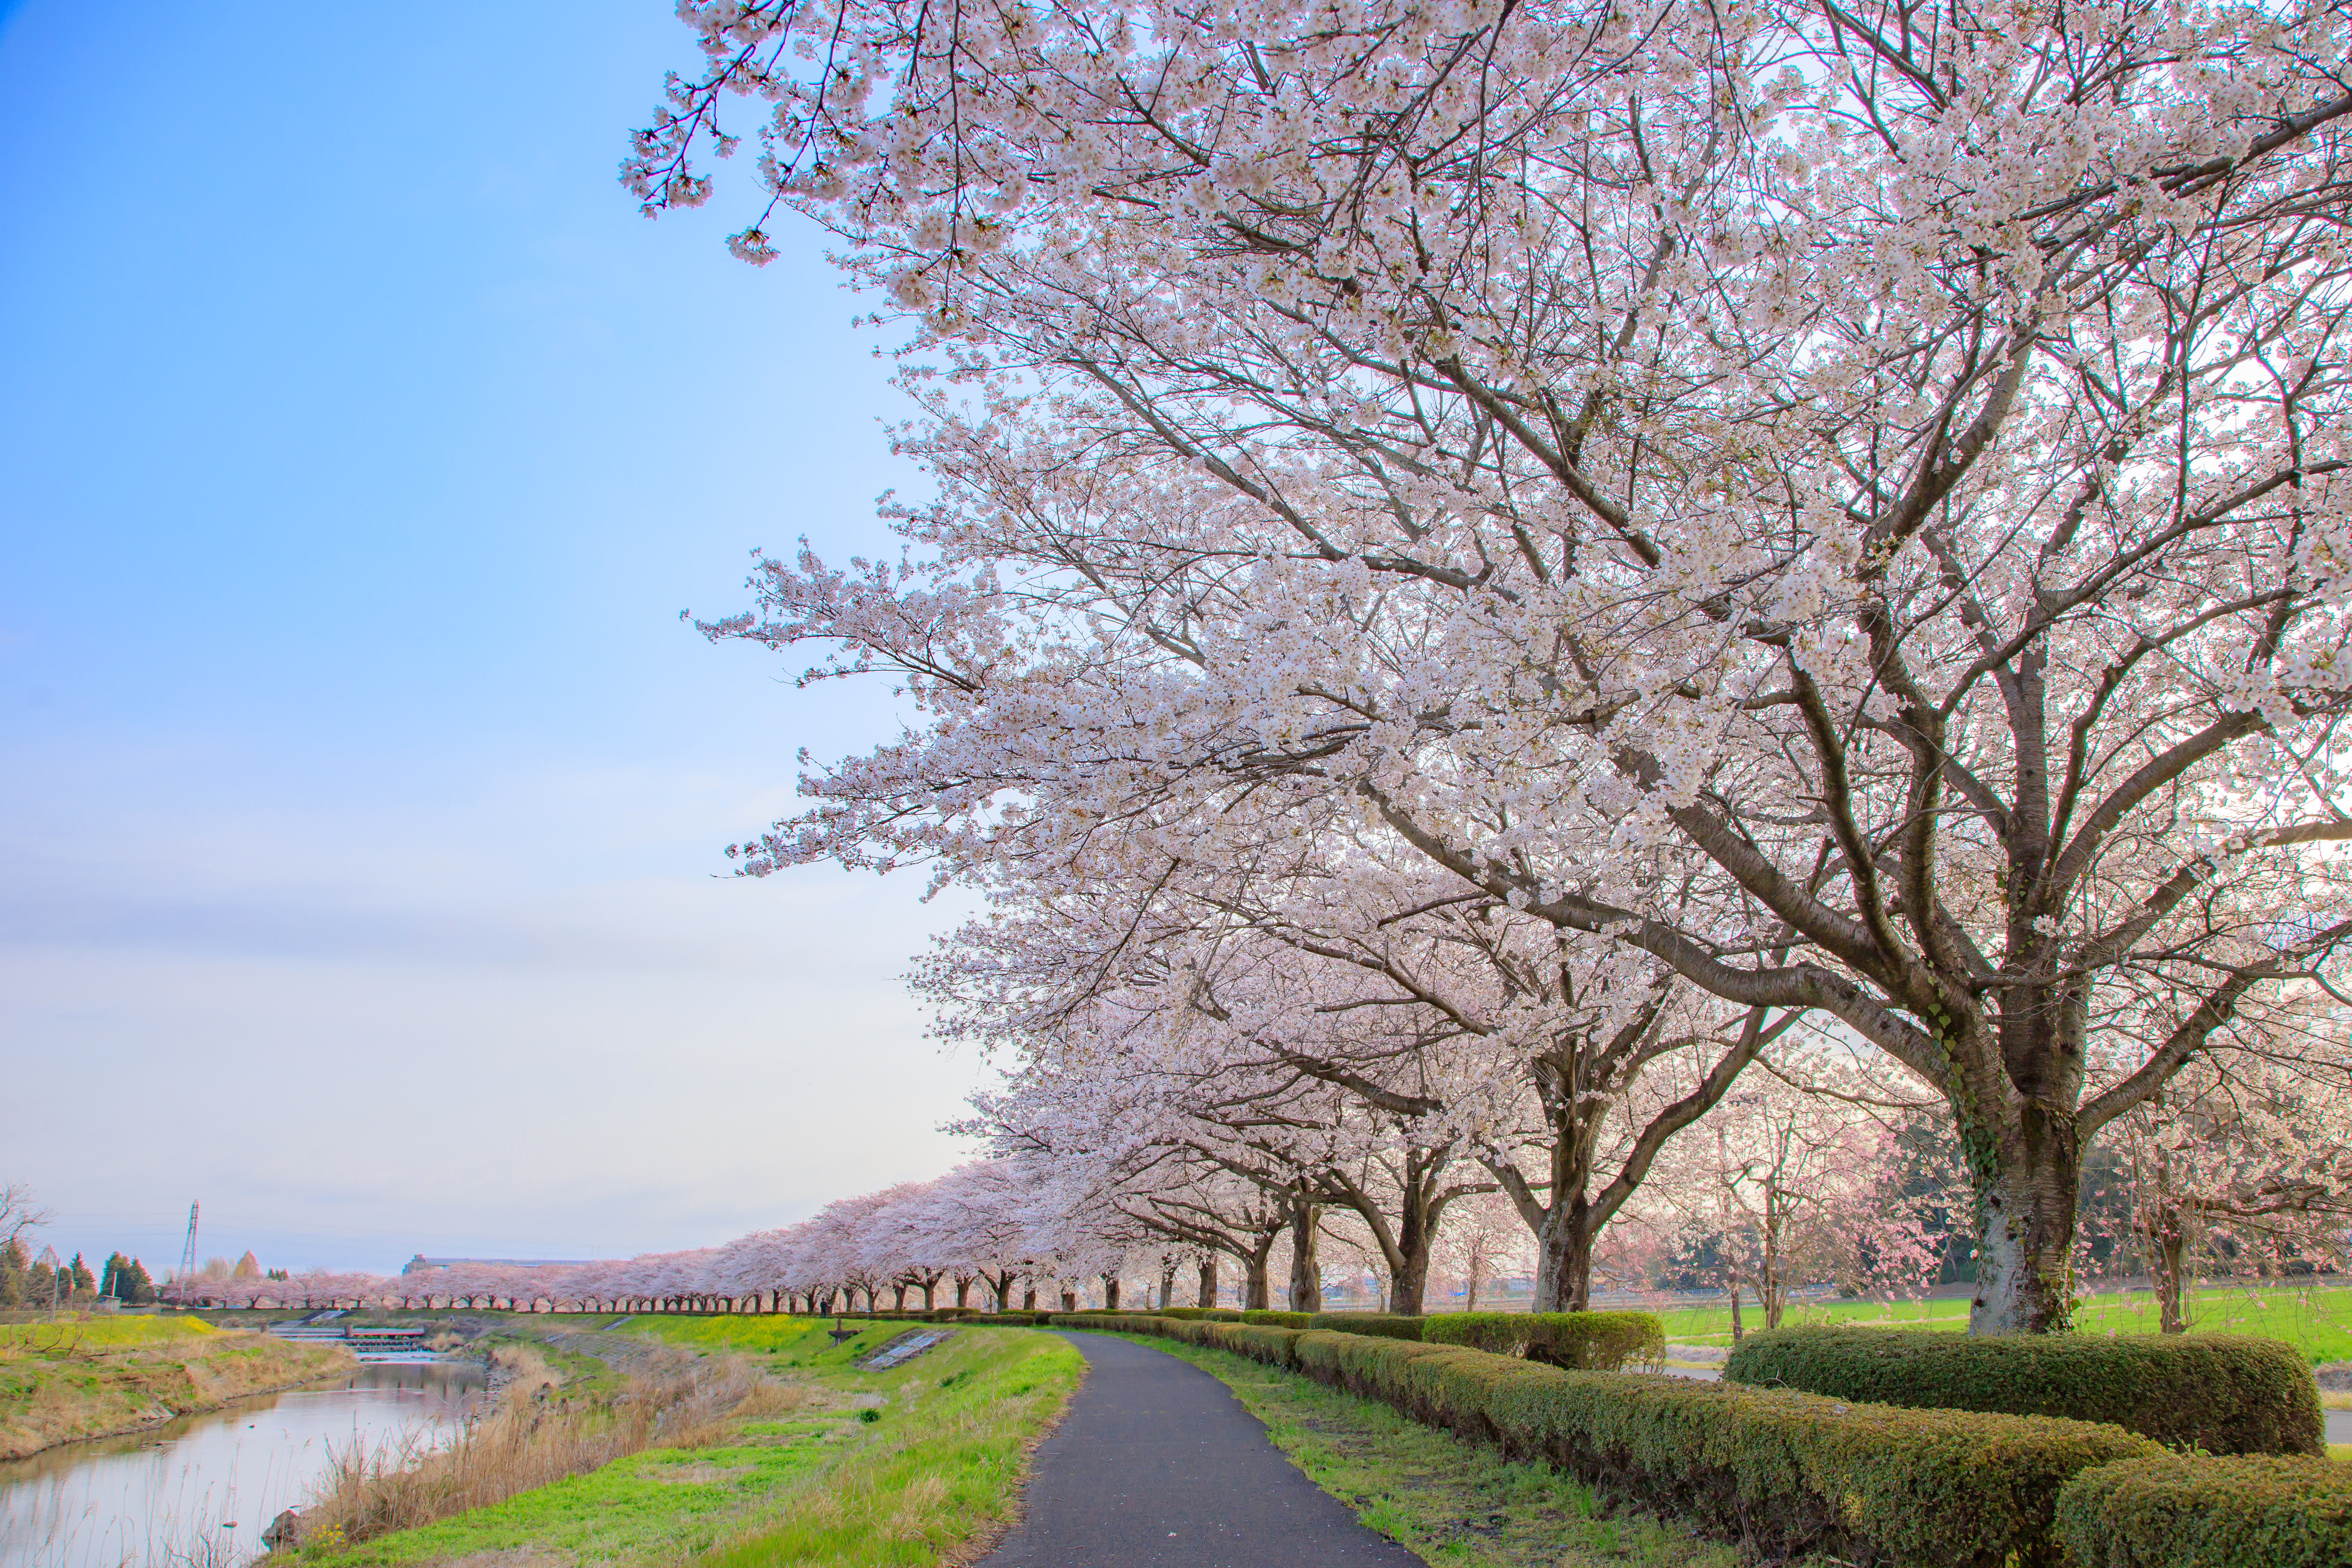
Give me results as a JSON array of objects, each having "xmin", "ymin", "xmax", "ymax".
[
  {"xmin": 1087, "ymin": 1330, "xmax": 1748, "ymax": 1568},
  {"xmin": 695, "ymin": 1329, "xmax": 1084, "ymax": 1568},
  {"xmin": 297, "ymin": 1432, "xmax": 838, "ymax": 1564},
  {"xmin": 624, "ymin": 1313, "xmax": 841, "ymax": 1360},
  {"xmin": 0, "ymin": 1312, "xmax": 215, "ymax": 1348},
  {"xmin": 1658, "ymin": 1284, "xmax": 2352, "ymax": 1362},
  {"xmin": 297, "ymin": 1326, "xmax": 1082, "ymax": 1568}
]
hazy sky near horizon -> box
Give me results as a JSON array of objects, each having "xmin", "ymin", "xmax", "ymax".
[{"xmin": 0, "ymin": 1, "xmax": 1001, "ymax": 1275}]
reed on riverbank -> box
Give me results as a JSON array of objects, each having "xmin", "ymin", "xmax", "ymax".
[{"xmin": 285, "ymin": 1345, "xmax": 795, "ymax": 1554}]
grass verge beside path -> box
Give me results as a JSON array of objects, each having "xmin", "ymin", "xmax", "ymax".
[
  {"xmin": 1088, "ymin": 1331, "xmax": 1750, "ymax": 1568},
  {"xmin": 695, "ymin": 1328, "xmax": 1082, "ymax": 1568},
  {"xmin": 291, "ymin": 1326, "xmax": 1083, "ymax": 1568},
  {"xmin": 0, "ymin": 1313, "xmax": 353, "ymax": 1459}
]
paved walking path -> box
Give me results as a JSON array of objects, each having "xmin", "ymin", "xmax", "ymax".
[{"xmin": 977, "ymin": 1332, "xmax": 1427, "ymax": 1568}]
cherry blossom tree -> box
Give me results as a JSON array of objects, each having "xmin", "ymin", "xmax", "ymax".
[
  {"xmin": 639, "ymin": 0, "xmax": 2352, "ymax": 1334},
  {"xmin": 2105, "ymin": 1022, "xmax": 2352, "ymax": 1331},
  {"xmin": 1646, "ymin": 1047, "xmax": 1953, "ymax": 1335}
]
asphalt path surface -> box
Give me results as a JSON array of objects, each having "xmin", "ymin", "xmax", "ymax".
[{"xmin": 976, "ymin": 1331, "xmax": 1427, "ymax": 1568}]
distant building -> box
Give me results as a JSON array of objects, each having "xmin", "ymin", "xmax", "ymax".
[{"xmin": 400, "ymin": 1255, "xmax": 602, "ymax": 1275}]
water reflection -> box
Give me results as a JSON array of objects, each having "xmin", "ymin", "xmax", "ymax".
[{"xmin": 0, "ymin": 1362, "xmax": 485, "ymax": 1568}]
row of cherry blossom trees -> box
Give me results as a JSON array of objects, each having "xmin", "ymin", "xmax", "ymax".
[
  {"xmin": 631, "ymin": 0, "xmax": 2352, "ymax": 1333},
  {"xmin": 154, "ymin": 1163, "xmax": 1159, "ymax": 1315},
  {"xmin": 158, "ymin": 1024, "xmax": 2348, "ymax": 1322}
]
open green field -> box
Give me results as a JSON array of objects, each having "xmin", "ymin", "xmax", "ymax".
[
  {"xmin": 297, "ymin": 1324, "xmax": 1084, "ymax": 1568},
  {"xmin": 1658, "ymin": 1284, "xmax": 2352, "ymax": 1361}
]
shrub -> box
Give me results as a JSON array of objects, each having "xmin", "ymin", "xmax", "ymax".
[
  {"xmin": 1722, "ymin": 1326, "xmax": 2322, "ymax": 1456},
  {"xmin": 2055, "ymin": 1453, "xmax": 2352, "ymax": 1567},
  {"xmin": 1308, "ymin": 1312, "xmax": 1425, "ymax": 1340},
  {"xmin": 1238, "ymin": 1309, "xmax": 1313, "ymax": 1327},
  {"xmin": 1078, "ymin": 1316, "xmax": 2155, "ymax": 1564},
  {"xmin": 1424, "ymin": 1310, "xmax": 1664, "ymax": 1371}
]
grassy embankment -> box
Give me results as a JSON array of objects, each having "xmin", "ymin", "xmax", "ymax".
[
  {"xmin": 1087, "ymin": 1328, "xmax": 1743, "ymax": 1568},
  {"xmin": 0, "ymin": 1313, "xmax": 353, "ymax": 1461},
  {"xmin": 1654, "ymin": 1282, "xmax": 2352, "ymax": 1362},
  {"xmin": 289, "ymin": 1318, "xmax": 1083, "ymax": 1568}
]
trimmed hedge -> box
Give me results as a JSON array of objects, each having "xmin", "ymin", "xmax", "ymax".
[
  {"xmin": 1424, "ymin": 1310, "xmax": 1664, "ymax": 1372},
  {"xmin": 1160, "ymin": 1307, "xmax": 1246, "ymax": 1321},
  {"xmin": 1722, "ymin": 1326, "xmax": 2323, "ymax": 1456},
  {"xmin": 1308, "ymin": 1312, "xmax": 1426, "ymax": 1341},
  {"xmin": 1064, "ymin": 1313, "xmax": 2158, "ymax": 1565},
  {"xmin": 1240, "ymin": 1309, "xmax": 1314, "ymax": 1327},
  {"xmin": 2055, "ymin": 1453, "xmax": 2352, "ymax": 1567}
]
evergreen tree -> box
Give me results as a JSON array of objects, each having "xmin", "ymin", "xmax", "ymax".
[
  {"xmin": 68, "ymin": 1254, "xmax": 96, "ymax": 1297},
  {"xmin": 124, "ymin": 1257, "xmax": 155, "ymax": 1305},
  {"xmin": 100, "ymin": 1251, "xmax": 146, "ymax": 1302},
  {"xmin": 0, "ymin": 1238, "xmax": 24, "ymax": 1308}
]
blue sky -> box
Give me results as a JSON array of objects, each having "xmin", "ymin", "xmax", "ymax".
[{"xmin": 0, "ymin": 1, "xmax": 991, "ymax": 1275}]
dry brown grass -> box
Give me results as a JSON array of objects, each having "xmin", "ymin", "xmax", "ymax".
[{"xmin": 288, "ymin": 1346, "xmax": 798, "ymax": 1554}]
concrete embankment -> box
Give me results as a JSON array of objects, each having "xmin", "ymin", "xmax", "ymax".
[{"xmin": 0, "ymin": 1314, "xmax": 355, "ymax": 1460}]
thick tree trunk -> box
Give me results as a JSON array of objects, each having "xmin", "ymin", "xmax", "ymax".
[
  {"xmin": 1102, "ymin": 1276, "xmax": 1120, "ymax": 1310},
  {"xmin": 955, "ymin": 1278, "xmax": 971, "ymax": 1308},
  {"xmin": 1968, "ymin": 1102, "xmax": 2084, "ymax": 1335},
  {"xmin": 1060, "ymin": 1288, "xmax": 1078, "ymax": 1312},
  {"xmin": 1243, "ymin": 1254, "xmax": 1272, "ymax": 1309},
  {"xmin": 1022, "ymin": 1285, "xmax": 1038, "ymax": 1310},
  {"xmin": 1529, "ymin": 1196, "xmax": 1595, "ymax": 1312},
  {"xmin": 1287, "ymin": 1200, "xmax": 1323, "ymax": 1312},
  {"xmin": 921, "ymin": 1281, "xmax": 936, "ymax": 1310},
  {"xmin": 892, "ymin": 1285, "xmax": 908, "ymax": 1310},
  {"xmin": 1387, "ymin": 1182, "xmax": 1437, "ymax": 1315},
  {"xmin": 1197, "ymin": 1257, "xmax": 1219, "ymax": 1308},
  {"xmin": 2157, "ymin": 1237, "xmax": 2188, "ymax": 1333},
  {"xmin": 2150, "ymin": 1218, "xmax": 2189, "ymax": 1333},
  {"xmin": 1388, "ymin": 1235, "xmax": 1431, "ymax": 1315}
]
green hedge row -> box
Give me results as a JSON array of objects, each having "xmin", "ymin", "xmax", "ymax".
[
  {"xmin": 2055, "ymin": 1453, "xmax": 2352, "ymax": 1567},
  {"xmin": 1308, "ymin": 1312, "xmax": 1426, "ymax": 1340},
  {"xmin": 1423, "ymin": 1310, "xmax": 1664, "ymax": 1371},
  {"xmin": 1722, "ymin": 1326, "xmax": 2323, "ymax": 1456},
  {"xmin": 1067, "ymin": 1312, "xmax": 2156, "ymax": 1565}
]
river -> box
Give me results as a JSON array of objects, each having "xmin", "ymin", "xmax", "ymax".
[{"xmin": 0, "ymin": 1362, "xmax": 486, "ymax": 1568}]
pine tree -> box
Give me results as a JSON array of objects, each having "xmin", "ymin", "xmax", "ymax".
[
  {"xmin": 68, "ymin": 1254, "xmax": 96, "ymax": 1298},
  {"xmin": 0, "ymin": 1238, "xmax": 24, "ymax": 1307}
]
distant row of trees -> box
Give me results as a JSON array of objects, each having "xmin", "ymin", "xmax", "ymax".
[
  {"xmin": 0, "ymin": 1240, "xmax": 161, "ymax": 1308},
  {"xmin": 0, "ymin": 1183, "xmax": 163, "ymax": 1308}
]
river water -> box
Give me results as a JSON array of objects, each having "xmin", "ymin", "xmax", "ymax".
[{"xmin": 0, "ymin": 1362, "xmax": 486, "ymax": 1568}]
